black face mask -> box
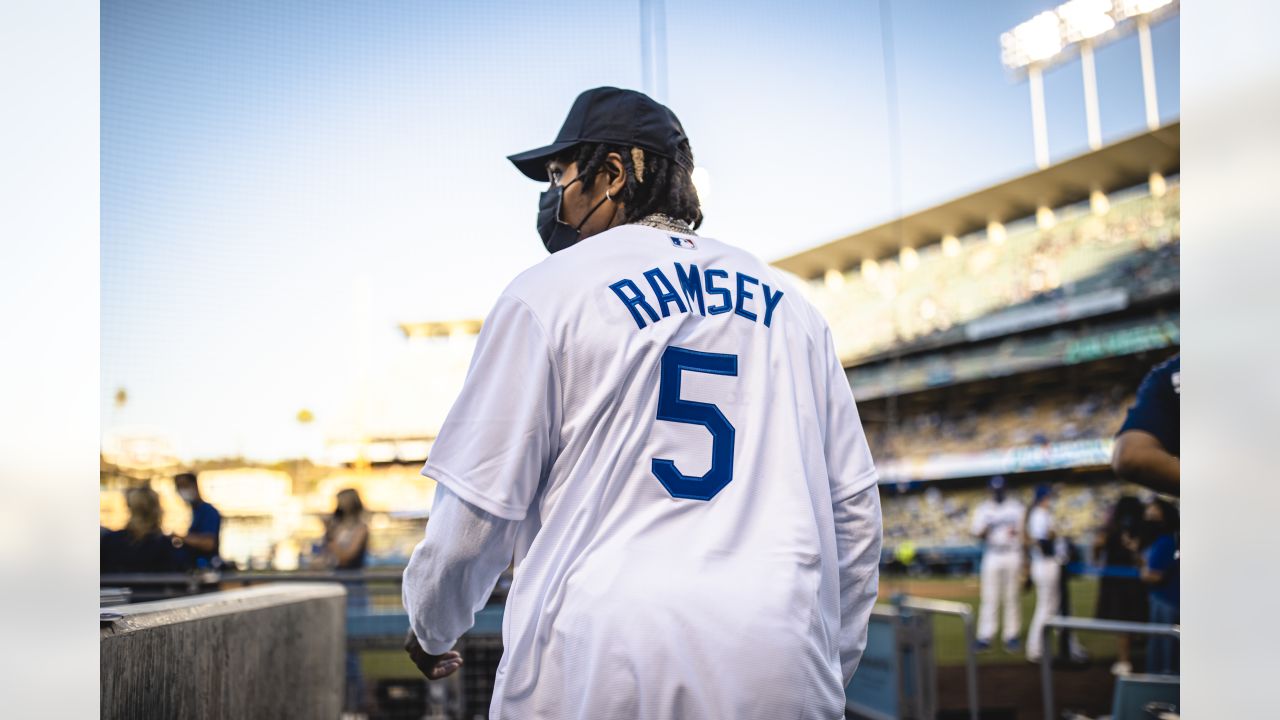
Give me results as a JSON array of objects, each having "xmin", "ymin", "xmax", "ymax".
[{"xmin": 537, "ymin": 175, "xmax": 611, "ymax": 254}]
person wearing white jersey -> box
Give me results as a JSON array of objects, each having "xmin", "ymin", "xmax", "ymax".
[
  {"xmin": 400, "ymin": 87, "xmax": 883, "ymax": 719},
  {"xmin": 970, "ymin": 475, "xmax": 1025, "ymax": 652},
  {"xmin": 1024, "ymin": 483, "xmax": 1089, "ymax": 663},
  {"xmin": 1024, "ymin": 484, "xmax": 1056, "ymax": 662}
]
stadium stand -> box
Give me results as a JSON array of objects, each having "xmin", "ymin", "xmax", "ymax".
[
  {"xmin": 863, "ymin": 381, "xmax": 1135, "ymax": 462},
  {"xmin": 808, "ymin": 180, "xmax": 1179, "ymax": 364},
  {"xmin": 878, "ymin": 481, "xmax": 1134, "ymax": 558},
  {"xmin": 768, "ymin": 124, "xmax": 1181, "ymax": 579}
]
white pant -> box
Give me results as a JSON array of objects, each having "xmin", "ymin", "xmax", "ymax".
[
  {"xmin": 977, "ymin": 550, "xmax": 1023, "ymax": 643},
  {"xmin": 1026, "ymin": 555, "xmax": 1087, "ymax": 660},
  {"xmin": 1026, "ymin": 556, "xmax": 1059, "ymax": 658}
]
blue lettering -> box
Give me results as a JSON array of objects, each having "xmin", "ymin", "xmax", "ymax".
[
  {"xmin": 762, "ymin": 283, "xmax": 785, "ymax": 327},
  {"xmin": 704, "ymin": 269, "xmax": 732, "ymax": 315},
  {"xmin": 644, "ymin": 267, "xmax": 688, "ymax": 317},
  {"xmin": 609, "ymin": 278, "xmax": 659, "ymax": 329},
  {"xmin": 734, "ymin": 272, "xmax": 759, "ymax": 322},
  {"xmin": 674, "ymin": 263, "xmax": 705, "ymax": 316}
]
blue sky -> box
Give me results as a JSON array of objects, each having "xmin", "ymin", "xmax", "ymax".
[{"xmin": 101, "ymin": 0, "xmax": 1180, "ymax": 461}]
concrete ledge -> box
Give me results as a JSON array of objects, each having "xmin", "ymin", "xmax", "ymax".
[{"xmin": 101, "ymin": 582, "xmax": 346, "ymax": 720}]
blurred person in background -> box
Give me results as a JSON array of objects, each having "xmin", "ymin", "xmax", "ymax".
[
  {"xmin": 323, "ymin": 487, "xmax": 370, "ymax": 713},
  {"xmin": 1112, "ymin": 354, "xmax": 1179, "ymax": 496},
  {"xmin": 1135, "ymin": 497, "xmax": 1180, "ymax": 674},
  {"xmin": 172, "ymin": 472, "xmax": 222, "ymax": 569},
  {"xmin": 1024, "ymin": 484, "xmax": 1087, "ymax": 664},
  {"xmin": 971, "ymin": 475, "xmax": 1025, "ymax": 652},
  {"xmin": 101, "ymin": 486, "xmax": 182, "ymax": 574},
  {"xmin": 323, "ymin": 487, "xmax": 369, "ymax": 570},
  {"xmin": 1094, "ymin": 495, "xmax": 1147, "ymax": 675}
]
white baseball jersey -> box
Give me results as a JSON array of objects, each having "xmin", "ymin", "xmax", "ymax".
[
  {"xmin": 971, "ymin": 498, "xmax": 1026, "ymax": 553},
  {"xmin": 1026, "ymin": 505, "xmax": 1052, "ymax": 555},
  {"xmin": 421, "ymin": 224, "xmax": 880, "ymax": 718}
]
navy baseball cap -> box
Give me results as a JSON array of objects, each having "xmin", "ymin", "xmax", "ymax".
[
  {"xmin": 989, "ymin": 475, "xmax": 1006, "ymax": 490},
  {"xmin": 507, "ymin": 87, "xmax": 693, "ymax": 182}
]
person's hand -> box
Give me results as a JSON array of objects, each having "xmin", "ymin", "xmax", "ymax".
[{"xmin": 404, "ymin": 629, "xmax": 463, "ymax": 680}]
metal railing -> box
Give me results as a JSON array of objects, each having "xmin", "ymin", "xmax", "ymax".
[
  {"xmin": 1039, "ymin": 616, "xmax": 1180, "ymax": 720},
  {"xmin": 893, "ymin": 595, "xmax": 980, "ymax": 720}
]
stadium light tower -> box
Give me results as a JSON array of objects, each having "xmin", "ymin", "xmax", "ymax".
[
  {"xmin": 1058, "ymin": 0, "xmax": 1115, "ymax": 150},
  {"xmin": 1001, "ymin": 10, "xmax": 1062, "ymax": 168},
  {"xmin": 1001, "ymin": 0, "xmax": 1178, "ymax": 167}
]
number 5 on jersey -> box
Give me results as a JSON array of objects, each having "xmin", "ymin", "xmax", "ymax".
[{"xmin": 652, "ymin": 345, "xmax": 738, "ymax": 501}]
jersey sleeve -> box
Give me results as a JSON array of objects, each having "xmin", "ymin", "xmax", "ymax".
[
  {"xmin": 421, "ymin": 294, "xmax": 562, "ymax": 521},
  {"xmin": 1118, "ymin": 356, "xmax": 1179, "ymax": 455},
  {"xmin": 821, "ymin": 328, "xmax": 879, "ymax": 502}
]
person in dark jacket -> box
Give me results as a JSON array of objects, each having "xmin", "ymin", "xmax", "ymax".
[
  {"xmin": 1094, "ymin": 495, "xmax": 1146, "ymax": 675},
  {"xmin": 101, "ymin": 486, "xmax": 183, "ymax": 574}
]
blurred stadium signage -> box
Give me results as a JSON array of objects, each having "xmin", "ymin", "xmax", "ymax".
[
  {"xmin": 877, "ymin": 438, "xmax": 1114, "ymax": 484},
  {"xmin": 851, "ymin": 314, "xmax": 1180, "ymax": 402},
  {"xmin": 964, "ymin": 289, "xmax": 1128, "ymax": 342}
]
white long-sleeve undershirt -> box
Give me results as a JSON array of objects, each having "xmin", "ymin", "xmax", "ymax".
[
  {"xmin": 402, "ymin": 483, "xmax": 519, "ymax": 655},
  {"xmin": 834, "ymin": 484, "xmax": 883, "ymax": 684},
  {"xmin": 402, "ymin": 480, "xmax": 883, "ymax": 682}
]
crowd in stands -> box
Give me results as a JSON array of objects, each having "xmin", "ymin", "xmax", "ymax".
[
  {"xmin": 864, "ymin": 385, "xmax": 1136, "ymax": 463},
  {"xmin": 810, "ymin": 180, "xmax": 1180, "ymax": 363},
  {"xmin": 879, "ymin": 481, "xmax": 1130, "ymax": 552}
]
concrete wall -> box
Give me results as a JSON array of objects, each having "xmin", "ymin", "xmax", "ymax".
[{"xmin": 101, "ymin": 582, "xmax": 345, "ymax": 720}]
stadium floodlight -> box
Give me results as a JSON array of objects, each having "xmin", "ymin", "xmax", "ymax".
[
  {"xmin": 1000, "ymin": 11, "xmax": 1064, "ymax": 70},
  {"xmin": 860, "ymin": 258, "xmax": 880, "ymax": 281},
  {"xmin": 824, "ymin": 268, "xmax": 845, "ymax": 291},
  {"xmin": 1090, "ymin": 189, "xmax": 1110, "ymax": 216},
  {"xmin": 1149, "ymin": 172, "xmax": 1167, "ymax": 198},
  {"xmin": 1115, "ymin": 0, "xmax": 1175, "ymax": 21},
  {"xmin": 1057, "ymin": 0, "xmax": 1115, "ymax": 43},
  {"xmin": 1036, "ymin": 206, "xmax": 1057, "ymax": 231},
  {"xmin": 941, "ymin": 234, "xmax": 961, "ymax": 258},
  {"xmin": 1001, "ymin": 0, "xmax": 1178, "ymax": 162},
  {"xmin": 987, "ymin": 221, "xmax": 1007, "ymax": 245},
  {"xmin": 899, "ymin": 246, "xmax": 919, "ymax": 272},
  {"xmin": 919, "ymin": 297, "xmax": 938, "ymax": 321}
]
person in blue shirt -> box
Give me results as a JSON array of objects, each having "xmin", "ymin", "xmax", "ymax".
[
  {"xmin": 1113, "ymin": 354, "xmax": 1180, "ymax": 496},
  {"xmin": 173, "ymin": 472, "xmax": 222, "ymax": 569},
  {"xmin": 1138, "ymin": 498, "xmax": 1179, "ymax": 674}
]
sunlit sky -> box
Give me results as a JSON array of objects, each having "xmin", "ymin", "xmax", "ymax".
[{"xmin": 102, "ymin": 0, "xmax": 1179, "ymax": 462}]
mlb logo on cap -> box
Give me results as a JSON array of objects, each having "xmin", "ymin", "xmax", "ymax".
[{"xmin": 671, "ymin": 236, "xmax": 696, "ymax": 250}]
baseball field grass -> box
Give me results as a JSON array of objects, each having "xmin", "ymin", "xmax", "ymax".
[{"xmin": 878, "ymin": 574, "xmax": 1117, "ymax": 666}]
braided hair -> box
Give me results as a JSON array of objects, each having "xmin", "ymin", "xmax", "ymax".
[{"xmin": 560, "ymin": 141, "xmax": 703, "ymax": 230}]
